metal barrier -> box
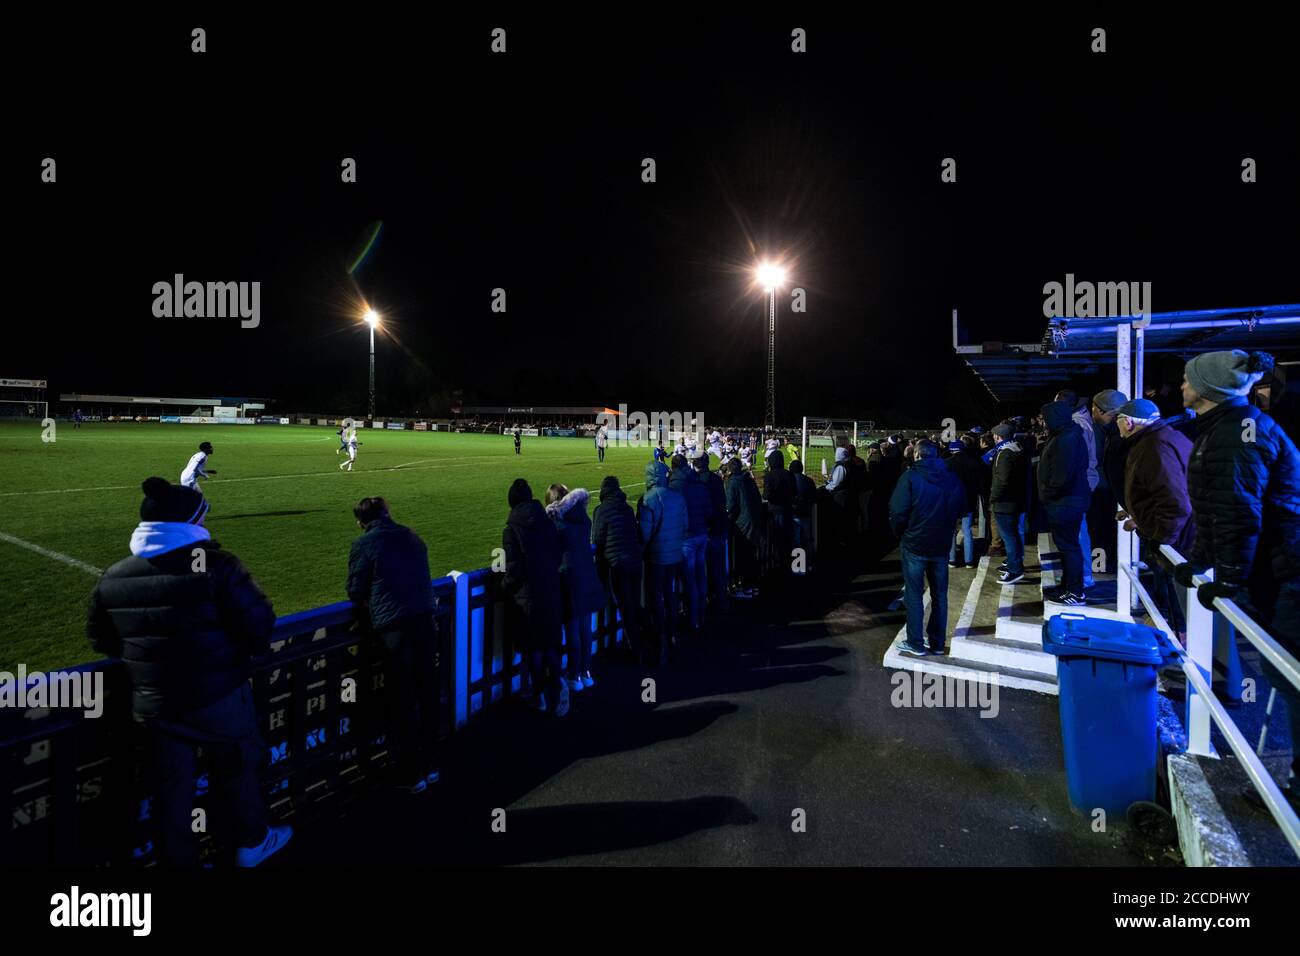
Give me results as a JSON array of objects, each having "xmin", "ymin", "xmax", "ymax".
[{"xmin": 1117, "ymin": 547, "xmax": 1300, "ymax": 858}]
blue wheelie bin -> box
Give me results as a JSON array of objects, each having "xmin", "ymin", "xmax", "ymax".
[{"xmin": 1042, "ymin": 613, "xmax": 1171, "ymax": 817}]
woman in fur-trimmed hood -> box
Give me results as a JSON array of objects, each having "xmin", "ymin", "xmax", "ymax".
[{"xmin": 546, "ymin": 485, "xmax": 605, "ymax": 688}]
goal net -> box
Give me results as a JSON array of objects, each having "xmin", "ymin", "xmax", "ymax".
[
  {"xmin": 0, "ymin": 378, "xmax": 49, "ymax": 420},
  {"xmin": 799, "ymin": 417, "xmax": 877, "ymax": 479}
]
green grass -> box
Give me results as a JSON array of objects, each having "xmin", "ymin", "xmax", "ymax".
[{"xmin": 0, "ymin": 423, "xmax": 653, "ymax": 673}]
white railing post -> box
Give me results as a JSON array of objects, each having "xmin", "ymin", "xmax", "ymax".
[
  {"xmin": 449, "ymin": 570, "xmax": 470, "ymax": 730},
  {"xmin": 1183, "ymin": 570, "xmax": 1217, "ymax": 758}
]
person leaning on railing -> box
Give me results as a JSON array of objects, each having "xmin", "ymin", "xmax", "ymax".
[{"xmin": 1172, "ymin": 350, "xmax": 1300, "ymax": 811}]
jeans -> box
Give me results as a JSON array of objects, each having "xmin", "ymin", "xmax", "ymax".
[
  {"xmin": 901, "ymin": 547, "xmax": 949, "ymax": 652},
  {"xmin": 680, "ymin": 535, "xmax": 708, "ymax": 628},
  {"xmin": 144, "ymin": 682, "xmax": 269, "ymax": 867},
  {"xmin": 565, "ymin": 610, "xmax": 594, "ymax": 678},
  {"xmin": 607, "ymin": 561, "xmax": 644, "ymax": 649},
  {"xmin": 1045, "ymin": 503, "xmax": 1086, "ymax": 595},
  {"xmin": 1079, "ymin": 514, "xmax": 1095, "ymax": 588},
  {"xmin": 645, "ymin": 561, "xmax": 682, "ymax": 652},
  {"xmin": 993, "ymin": 511, "xmax": 1025, "ymax": 576},
  {"xmin": 376, "ymin": 615, "xmax": 440, "ymax": 785},
  {"xmin": 706, "ymin": 534, "xmax": 730, "ymax": 610},
  {"xmin": 949, "ymin": 512, "xmax": 975, "ymax": 565}
]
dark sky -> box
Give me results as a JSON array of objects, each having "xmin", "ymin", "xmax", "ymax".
[{"xmin": 16, "ymin": 11, "xmax": 1299, "ymax": 426}]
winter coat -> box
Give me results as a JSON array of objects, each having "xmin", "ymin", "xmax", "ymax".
[
  {"xmin": 1073, "ymin": 404, "xmax": 1100, "ymax": 490},
  {"xmin": 763, "ymin": 454, "xmax": 796, "ymax": 513},
  {"xmin": 638, "ymin": 460, "xmax": 688, "ymax": 566},
  {"xmin": 501, "ymin": 499, "xmax": 564, "ymax": 651},
  {"xmin": 668, "ymin": 464, "xmax": 714, "ymax": 539},
  {"xmin": 700, "ymin": 468, "xmax": 728, "ymax": 537},
  {"xmin": 945, "ymin": 445, "xmax": 981, "ymax": 513},
  {"xmin": 1037, "ymin": 401, "xmax": 1092, "ymax": 511},
  {"xmin": 726, "ymin": 467, "xmax": 767, "ymax": 543},
  {"xmin": 792, "ymin": 472, "xmax": 818, "ymax": 519},
  {"xmin": 888, "ymin": 457, "xmax": 969, "ymax": 558},
  {"xmin": 546, "ymin": 488, "xmax": 606, "ymax": 618},
  {"xmin": 1122, "ymin": 419, "xmax": 1195, "ymax": 555},
  {"xmin": 591, "ymin": 485, "xmax": 642, "ymax": 568},
  {"xmin": 346, "ymin": 516, "xmax": 435, "ymax": 632},
  {"xmin": 989, "ymin": 441, "xmax": 1029, "ymax": 514},
  {"xmin": 1099, "ymin": 421, "xmax": 1128, "ymax": 507},
  {"xmin": 87, "ymin": 540, "xmax": 275, "ymax": 719},
  {"xmin": 1187, "ymin": 397, "xmax": 1300, "ymax": 587}
]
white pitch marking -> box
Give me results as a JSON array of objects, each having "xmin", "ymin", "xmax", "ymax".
[{"xmin": 0, "ymin": 531, "xmax": 102, "ymax": 576}]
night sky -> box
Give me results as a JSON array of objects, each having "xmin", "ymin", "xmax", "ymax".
[{"xmin": 17, "ymin": 11, "xmax": 1299, "ymax": 426}]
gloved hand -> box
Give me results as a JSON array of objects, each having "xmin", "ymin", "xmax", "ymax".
[
  {"xmin": 1196, "ymin": 580, "xmax": 1240, "ymax": 611},
  {"xmin": 1171, "ymin": 561, "xmax": 1199, "ymax": 589}
]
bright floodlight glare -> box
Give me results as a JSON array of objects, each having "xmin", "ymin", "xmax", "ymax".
[
  {"xmin": 363, "ymin": 309, "xmax": 379, "ymax": 328},
  {"xmin": 757, "ymin": 263, "xmax": 786, "ymax": 290}
]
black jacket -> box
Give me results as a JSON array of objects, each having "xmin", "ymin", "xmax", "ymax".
[
  {"xmin": 792, "ymin": 471, "xmax": 818, "ymax": 519},
  {"xmin": 346, "ymin": 516, "xmax": 434, "ymax": 631},
  {"xmin": 668, "ymin": 464, "xmax": 715, "ymax": 538},
  {"xmin": 502, "ymin": 500, "xmax": 564, "ymax": 650},
  {"xmin": 1099, "ymin": 421, "xmax": 1128, "ymax": 508},
  {"xmin": 1037, "ymin": 401, "xmax": 1092, "ymax": 511},
  {"xmin": 989, "ymin": 441, "xmax": 1029, "ymax": 514},
  {"xmin": 591, "ymin": 486, "xmax": 642, "ymax": 567},
  {"xmin": 945, "ymin": 446, "xmax": 982, "ymax": 513},
  {"xmin": 700, "ymin": 468, "xmax": 728, "ymax": 537},
  {"xmin": 726, "ymin": 468, "xmax": 767, "ymax": 542},
  {"xmin": 1188, "ymin": 397, "xmax": 1300, "ymax": 587},
  {"xmin": 763, "ymin": 455, "xmax": 796, "ymax": 513},
  {"xmin": 888, "ymin": 457, "xmax": 969, "ymax": 557},
  {"xmin": 87, "ymin": 540, "xmax": 275, "ymax": 719}
]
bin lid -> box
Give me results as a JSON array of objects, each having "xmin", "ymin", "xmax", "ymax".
[{"xmin": 1042, "ymin": 614, "xmax": 1167, "ymax": 665}]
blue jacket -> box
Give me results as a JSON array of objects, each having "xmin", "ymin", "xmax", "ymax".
[
  {"xmin": 888, "ymin": 457, "xmax": 969, "ymax": 558},
  {"xmin": 668, "ymin": 463, "xmax": 714, "ymax": 538},
  {"xmin": 638, "ymin": 461, "xmax": 688, "ymax": 565},
  {"xmin": 546, "ymin": 488, "xmax": 606, "ymax": 617},
  {"xmin": 1036, "ymin": 400, "xmax": 1091, "ymax": 511}
]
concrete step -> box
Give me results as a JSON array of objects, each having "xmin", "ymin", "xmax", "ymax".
[
  {"xmin": 884, "ymin": 630, "xmax": 1059, "ymax": 695},
  {"xmin": 1037, "ymin": 532, "xmax": 1135, "ymax": 623},
  {"xmin": 952, "ymin": 631, "xmax": 1058, "ymax": 676}
]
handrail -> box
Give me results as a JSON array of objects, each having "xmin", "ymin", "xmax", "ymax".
[{"xmin": 1118, "ymin": 550, "xmax": 1300, "ymax": 859}]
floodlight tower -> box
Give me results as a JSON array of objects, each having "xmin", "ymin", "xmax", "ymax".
[
  {"xmin": 756, "ymin": 263, "xmax": 786, "ymax": 429},
  {"xmin": 363, "ymin": 309, "xmax": 380, "ymax": 420}
]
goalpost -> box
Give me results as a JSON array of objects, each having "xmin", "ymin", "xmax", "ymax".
[
  {"xmin": 0, "ymin": 378, "xmax": 49, "ymax": 421},
  {"xmin": 800, "ymin": 416, "xmax": 877, "ymax": 478}
]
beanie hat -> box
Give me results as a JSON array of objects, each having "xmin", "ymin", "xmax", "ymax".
[
  {"xmin": 1116, "ymin": 398, "xmax": 1160, "ymax": 420},
  {"xmin": 507, "ymin": 478, "xmax": 532, "ymax": 509},
  {"xmin": 1091, "ymin": 389, "xmax": 1129, "ymax": 414},
  {"xmin": 992, "ymin": 423, "xmax": 1014, "ymax": 440},
  {"xmin": 1184, "ymin": 350, "xmax": 1274, "ymax": 403},
  {"xmin": 140, "ymin": 476, "xmax": 209, "ymax": 524}
]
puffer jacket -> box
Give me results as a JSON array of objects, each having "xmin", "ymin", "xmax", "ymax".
[
  {"xmin": 888, "ymin": 457, "xmax": 969, "ymax": 558},
  {"xmin": 502, "ymin": 499, "xmax": 564, "ymax": 651},
  {"xmin": 1188, "ymin": 397, "xmax": 1300, "ymax": 587},
  {"xmin": 346, "ymin": 515, "xmax": 434, "ymax": 631},
  {"xmin": 944, "ymin": 445, "xmax": 981, "ymax": 513},
  {"xmin": 1037, "ymin": 401, "xmax": 1091, "ymax": 510},
  {"xmin": 638, "ymin": 460, "xmax": 688, "ymax": 565},
  {"xmin": 1123, "ymin": 419, "xmax": 1195, "ymax": 555},
  {"xmin": 546, "ymin": 488, "xmax": 606, "ymax": 618},
  {"xmin": 700, "ymin": 467, "xmax": 728, "ymax": 537},
  {"xmin": 989, "ymin": 440, "xmax": 1028, "ymax": 514},
  {"xmin": 87, "ymin": 540, "xmax": 275, "ymax": 719},
  {"xmin": 591, "ymin": 485, "xmax": 642, "ymax": 567},
  {"xmin": 668, "ymin": 463, "xmax": 714, "ymax": 538},
  {"xmin": 726, "ymin": 467, "xmax": 767, "ymax": 543}
]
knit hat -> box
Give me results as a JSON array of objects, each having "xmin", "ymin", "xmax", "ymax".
[
  {"xmin": 992, "ymin": 423, "xmax": 1015, "ymax": 440},
  {"xmin": 1116, "ymin": 398, "xmax": 1160, "ymax": 420},
  {"xmin": 1184, "ymin": 350, "xmax": 1274, "ymax": 403},
  {"xmin": 507, "ymin": 478, "xmax": 532, "ymax": 509},
  {"xmin": 139, "ymin": 476, "xmax": 209, "ymax": 524},
  {"xmin": 1092, "ymin": 389, "xmax": 1129, "ymax": 414}
]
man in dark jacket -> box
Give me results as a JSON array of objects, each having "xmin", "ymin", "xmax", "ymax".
[
  {"xmin": 946, "ymin": 436, "xmax": 982, "ymax": 567},
  {"xmin": 763, "ymin": 449, "xmax": 795, "ymax": 571},
  {"xmin": 1037, "ymin": 400, "xmax": 1092, "ymax": 605},
  {"xmin": 87, "ymin": 477, "xmax": 290, "ymax": 867},
  {"xmin": 889, "ymin": 441, "xmax": 968, "ymax": 655},
  {"xmin": 1116, "ymin": 400, "xmax": 1194, "ymax": 638},
  {"xmin": 867, "ymin": 443, "xmax": 903, "ymax": 555},
  {"xmin": 726, "ymin": 457, "xmax": 767, "ymax": 596},
  {"xmin": 789, "ymin": 457, "xmax": 818, "ymax": 553},
  {"xmin": 1177, "ymin": 351, "xmax": 1300, "ymax": 803},
  {"xmin": 347, "ymin": 496, "xmax": 440, "ymax": 791},
  {"xmin": 693, "ymin": 452, "xmax": 731, "ymax": 612},
  {"xmin": 592, "ymin": 476, "xmax": 645, "ymax": 655},
  {"xmin": 988, "ymin": 423, "xmax": 1029, "ymax": 584},
  {"xmin": 639, "ymin": 460, "xmax": 687, "ymax": 664},
  {"xmin": 669, "ymin": 455, "xmax": 714, "ymax": 632},
  {"xmin": 501, "ymin": 479, "xmax": 568, "ymax": 715}
]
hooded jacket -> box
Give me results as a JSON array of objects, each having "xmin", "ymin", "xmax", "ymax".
[
  {"xmin": 944, "ymin": 443, "xmax": 981, "ymax": 513},
  {"xmin": 1037, "ymin": 401, "xmax": 1091, "ymax": 510},
  {"xmin": 346, "ymin": 515, "xmax": 435, "ymax": 632},
  {"xmin": 888, "ymin": 457, "xmax": 969, "ymax": 557},
  {"xmin": 1072, "ymin": 403, "xmax": 1100, "ymax": 491},
  {"xmin": 501, "ymin": 499, "xmax": 564, "ymax": 650},
  {"xmin": 989, "ymin": 440, "xmax": 1029, "ymax": 514},
  {"xmin": 87, "ymin": 533, "xmax": 275, "ymax": 719},
  {"xmin": 1122, "ymin": 419, "xmax": 1196, "ymax": 554},
  {"xmin": 591, "ymin": 482, "xmax": 642, "ymax": 568},
  {"xmin": 638, "ymin": 460, "xmax": 688, "ymax": 565},
  {"xmin": 546, "ymin": 488, "xmax": 607, "ymax": 618},
  {"xmin": 1187, "ymin": 396, "xmax": 1300, "ymax": 588},
  {"xmin": 698, "ymin": 465, "xmax": 728, "ymax": 537},
  {"xmin": 763, "ymin": 452, "xmax": 796, "ymax": 514},
  {"xmin": 725, "ymin": 465, "xmax": 767, "ymax": 543},
  {"xmin": 668, "ymin": 463, "xmax": 714, "ymax": 538}
]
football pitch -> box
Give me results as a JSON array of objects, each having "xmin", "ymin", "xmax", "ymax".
[{"xmin": 0, "ymin": 423, "xmax": 652, "ymax": 674}]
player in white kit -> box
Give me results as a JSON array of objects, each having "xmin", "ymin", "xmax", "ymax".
[
  {"xmin": 339, "ymin": 429, "xmax": 359, "ymax": 470},
  {"xmin": 180, "ymin": 442, "xmax": 216, "ymax": 491}
]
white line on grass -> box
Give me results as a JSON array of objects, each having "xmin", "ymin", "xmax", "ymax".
[{"xmin": 0, "ymin": 531, "xmax": 102, "ymax": 576}]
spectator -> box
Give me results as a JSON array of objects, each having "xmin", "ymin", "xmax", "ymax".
[
  {"xmin": 346, "ymin": 496, "xmax": 441, "ymax": 793},
  {"xmin": 888, "ymin": 440, "xmax": 968, "ymax": 656},
  {"xmin": 591, "ymin": 476, "xmax": 646, "ymax": 660},
  {"xmin": 945, "ymin": 435, "xmax": 982, "ymax": 568},
  {"xmin": 1056, "ymin": 390, "xmax": 1100, "ymax": 590},
  {"xmin": 988, "ymin": 423, "xmax": 1029, "ymax": 584},
  {"xmin": 669, "ymin": 454, "xmax": 713, "ymax": 633},
  {"xmin": 867, "ymin": 441, "xmax": 903, "ymax": 552},
  {"xmin": 824, "ymin": 446, "xmax": 855, "ymax": 548},
  {"xmin": 639, "ymin": 460, "xmax": 688, "ymax": 665},
  {"xmin": 86, "ymin": 477, "xmax": 290, "ymax": 867},
  {"xmin": 546, "ymin": 485, "xmax": 605, "ymax": 690},
  {"xmin": 693, "ymin": 450, "xmax": 731, "ymax": 613},
  {"xmin": 1115, "ymin": 400, "xmax": 1194, "ymax": 639},
  {"xmin": 501, "ymin": 479, "xmax": 568, "ymax": 716},
  {"xmin": 978, "ymin": 432, "xmax": 1000, "ymax": 558},
  {"xmin": 763, "ymin": 449, "xmax": 796, "ymax": 569},
  {"xmin": 726, "ymin": 456, "xmax": 767, "ymax": 596},
  {"xmin": 1038, "ymin": 399, "xmax": 1092, "ymax": 606},
  {"xmin": 790, "ymin": 457, "xmax": 818, "ymax": 552},
  {"xmin": 1176, "ymin": 351, "xmax": 1300, "ymax": 810},
  {"xmin": 1092, "ymin": 389, "xmax": 1130, "ymax": 509}
]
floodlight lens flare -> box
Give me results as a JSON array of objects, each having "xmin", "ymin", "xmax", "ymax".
[{"xmin": 363, "ymin": 309, "xmax": 379, "ymax": 328}]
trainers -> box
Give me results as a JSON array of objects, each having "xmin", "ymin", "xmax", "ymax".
[
  {"xmin": 998, "ymin": 570, "xmax": 1026, "ymax": 585},
  {"xmin": 425, "ymin": 768, "xmax": 441, "ymax": 786},
  {"xmin": 896, "ymin": 644, "xmax": 929, "ymax": 659},
  {"xmin": 1050, "ymin": 591, "xmax": 1088, "ymax": 607},
  {"xmin": 582, "ymin": 672, "xmax": 595, "ymax": 689},
  {"xmin": 553, "ymin": 681, "xmax": 570, "ymax": 717},
  {"xmin": 928, "ymin": 646, "xmax": 948, "ymax": 656},
  {"xmin": 996, "ymin": 562, "xmax": 1009, "ymax": 573},
  {"xmin": 395, "ymin": 777, "xmax": 428, "ymax": 795},
  {"xmin": 235, "ymin": 825, "xmax": 293, "ymax": 867},
  {"xmin": 567, "ymin": 677, "xmax": 585, "ymax": 692}
]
